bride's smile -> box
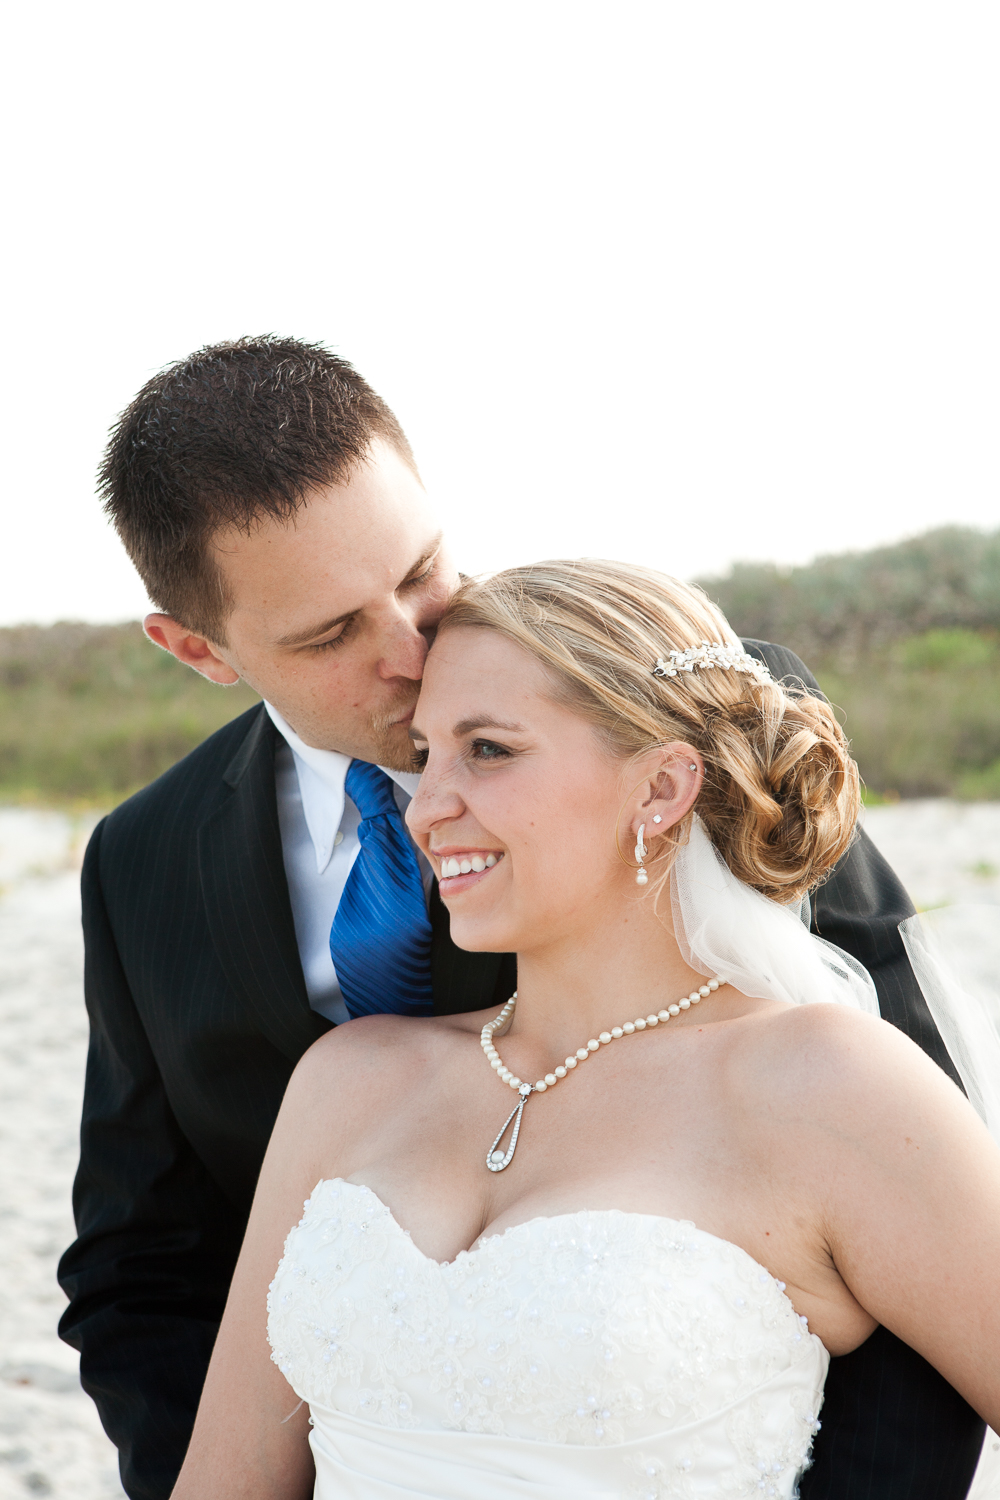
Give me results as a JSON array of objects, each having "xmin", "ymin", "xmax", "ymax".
[{"xmin": 434, "ymin": 850, "xmax": 501, "ymax": 886}]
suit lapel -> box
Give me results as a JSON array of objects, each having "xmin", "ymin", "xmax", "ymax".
[{"xmin": 199, "ymin": 707, "xmax": 330, "ymax": 1061}]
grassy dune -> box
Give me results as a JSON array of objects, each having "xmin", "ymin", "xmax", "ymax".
[
  {"xmin": 2, "ymin": 526, "xmax": 998, "ymax": 805},
  {"xmin": 817, "ymin": 631, "xmax": 1000, "ymax": 800},
  {"xmin": 695, "ymin": 528, "xmax": 1000, "ymax": 804},
  {"xmin": 698, "ymin": 525, "xmax": 1000, "ymax": 665},
  {"xmin": 0, "ymin": 623, "xmax": 259, "ymax": 806},
  {"xmin": 698, "ymin": 525, "xmax": 1000, "ymax": 801}
]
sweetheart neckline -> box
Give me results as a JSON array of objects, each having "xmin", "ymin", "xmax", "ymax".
[{"xmin": 310, "ymin": 1176, "xmax": 810, "ymax": 1332}]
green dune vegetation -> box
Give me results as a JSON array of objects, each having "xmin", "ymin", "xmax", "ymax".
[
  {"xmin": 697, "ymin": 525, "xmax": 1000, "ymax": 801},
  {"xmin": 1, "ymin": 525, "xmax": 998, "ymax": 807},
  {"xmin": 0, "ymin": 623, "xmax": 260, "ymax": 806}
]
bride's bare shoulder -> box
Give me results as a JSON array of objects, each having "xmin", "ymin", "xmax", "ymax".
[
  {"xmin": 287, "ymin": 1010, "xmax": 476, "ymax": 1105},
  {"xmin": 742, "ymin": 997, "xmax": 965, "ymax": 1133}
]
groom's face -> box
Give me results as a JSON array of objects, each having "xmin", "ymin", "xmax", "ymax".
[{"xmin": 148, "ymin": 442, "xmax": 457, "ymax": 769}]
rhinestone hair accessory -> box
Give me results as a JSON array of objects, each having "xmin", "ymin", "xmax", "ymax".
[{"xmin": 652, "ymin": 640, "xmax": 773, "ymax": 683}]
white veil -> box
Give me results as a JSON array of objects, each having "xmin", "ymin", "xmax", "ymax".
[
  {"xmin": 899, "ymin": 906, "xmax": 1000, "ymax": 1143},
  {"xmin": 670, "ymin": 817, "xmax": 1000, "ymax": 1150},
  {"xmin": 670, "ymin": 816, "xmax": 880, "ymax": 1015}
]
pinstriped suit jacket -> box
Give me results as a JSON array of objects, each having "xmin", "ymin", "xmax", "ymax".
[{"xmin": 57, "ymin": 641, "xmax": 985, "ymax": 1500}]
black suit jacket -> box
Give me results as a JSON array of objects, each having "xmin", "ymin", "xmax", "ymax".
[{"xmin": 58, "ymin": 641, "xmax": 984, "ymax": 1500}]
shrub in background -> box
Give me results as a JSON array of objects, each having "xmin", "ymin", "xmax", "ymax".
[
  {"xmin": 700, "ymin": 528, "xmax": 1000, "ymax": 801},
  {"xmin": 0, "ymin": 623, "xmax": 259, "ymax": 804}
]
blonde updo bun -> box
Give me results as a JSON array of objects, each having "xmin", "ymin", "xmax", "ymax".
[{"xmin": 440, "ymin": 559, "xmax": 860, "ymax": 904}]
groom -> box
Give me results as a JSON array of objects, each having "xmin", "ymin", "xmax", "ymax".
[{"xmin": 58, "ymin": 336, "xmax": 985, "ymax": 1500}]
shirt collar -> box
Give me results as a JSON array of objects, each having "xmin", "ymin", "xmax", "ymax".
[{"xmin": 265, "ymin": 702, "xmax": 422, "ymax": 874}]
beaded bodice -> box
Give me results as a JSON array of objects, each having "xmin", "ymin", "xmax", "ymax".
[{"xmin": 267, "ymin": 1180, "xmax": 828, "ymax": 1498}]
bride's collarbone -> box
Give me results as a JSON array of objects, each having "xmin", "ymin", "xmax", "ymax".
[
  {"xmin": 333, "ymin": 1131, "xmax": 785, "ymax": 1275},
  {"xmin": 316, "ymin": 1016, "xmax": 864, "ymax": 1337},
  {"xmin": 325, "ymin": 1027, "xmax": 793, "ymax": 1246}
]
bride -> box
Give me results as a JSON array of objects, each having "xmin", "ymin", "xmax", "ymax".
[{"xmin": 172, "ymin": 560, "xmax": 1000, "ymax": 1498}]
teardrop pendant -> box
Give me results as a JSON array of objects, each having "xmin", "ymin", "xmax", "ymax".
[{"xmin": 486, "ymin": 1083, "xmax": 532, "ymax": 1172}]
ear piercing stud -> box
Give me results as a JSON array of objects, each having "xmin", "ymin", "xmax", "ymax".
[
  {"xmin": 688, "ymin": 763, "xmax": 697, "ymax": 771},
  {"xmin": 652, "ymin": 815, "xmax": 662, "ymax": 824}
]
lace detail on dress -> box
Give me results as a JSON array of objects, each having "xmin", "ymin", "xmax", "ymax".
[{"xmin": 268, "ymin": 1179, "xmax": 825, "ymax": 1497}]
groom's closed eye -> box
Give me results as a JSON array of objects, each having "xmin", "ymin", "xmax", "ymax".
[
  {"xmin": 278, "ymin": 611, "xmax": 355, "ymax": 650},
  {"xmin": 398, "ymin": 539, "xmax": 444, "ymax": 594},
  {"xmin": 400, "ymin": 559, "xmax": 438, "ymax": 592},
  {"xmin": 308, "ymin": 622, "xmax": 355, "ymax": 652},
  {"xmin": 278, "ymin": 539, "xmax": 445, "ymax": 653}
]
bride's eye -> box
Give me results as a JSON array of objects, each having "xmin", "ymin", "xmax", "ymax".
[
  {"xmin": 470, "ymin": 739, "xmax": 511, "ymax": 763},
  {"xmin": 410, "ymin": 744, "xmax": 429, "ymax": 771}
]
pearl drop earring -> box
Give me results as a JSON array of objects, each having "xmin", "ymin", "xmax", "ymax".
[{"xmin": 634, "ymin": 823, "xmax": 648, "ymax": 885}]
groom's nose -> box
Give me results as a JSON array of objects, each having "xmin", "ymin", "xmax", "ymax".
[{"xmin": 376, "ymin": 605, "xmax": 431, "ymax": 682}]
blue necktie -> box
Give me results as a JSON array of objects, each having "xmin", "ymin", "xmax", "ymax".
[{"xmin": 329, "ymin": 760, "xmax": 434, "ymax": 1020}]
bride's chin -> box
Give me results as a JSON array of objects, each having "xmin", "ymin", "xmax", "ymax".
[{"xmin": 445, "ymin": 912, "xmax": 519, "ymax": 955}]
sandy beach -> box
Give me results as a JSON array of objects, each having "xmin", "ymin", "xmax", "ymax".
[
  {"xmin": 1, "ymin": 803, "xmax": 998, "ymax": 1497},
  {"xmin": 0, "ymin": 811, "xmax": 122, "ymax": 1499}
]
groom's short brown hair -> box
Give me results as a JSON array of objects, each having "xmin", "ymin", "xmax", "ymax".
[{"xmin": 99, "ymin": 335, "xmax": 419, "ymax": 643}]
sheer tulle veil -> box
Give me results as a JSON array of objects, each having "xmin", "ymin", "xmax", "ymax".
[
  {"xmin": 671, "ymin": 815, "xmax": 1000, "ymax": 1148},
  {"xmin": 670, "ymin": 815, "xmax": 879, "ymax": 1015},
  {"xmin": 899, "ymin": 909, "xmax": 1000, "ymax": 1144}
]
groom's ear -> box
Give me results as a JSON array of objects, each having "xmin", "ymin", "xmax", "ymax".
[{"xmin": 144, "ymin": 613, "xmax": 241, "ymax": 686}]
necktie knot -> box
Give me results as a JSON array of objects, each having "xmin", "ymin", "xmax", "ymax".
[{"xmin": 345, "ymin": 759, "xmax": 401, "ymax": 822}]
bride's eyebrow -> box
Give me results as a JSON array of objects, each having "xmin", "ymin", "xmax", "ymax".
[
  {"xmin": 452, "ymin": 716, "xmax": 526, "ymax": 737},
  {"xmin": 408, "ymin": 715, "xmax": 527, "ymax": 743}
]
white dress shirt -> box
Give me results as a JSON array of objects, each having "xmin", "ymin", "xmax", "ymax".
[{"xmin": 265, "ymin": 703, "xmax": 429, "ymax": 1026}]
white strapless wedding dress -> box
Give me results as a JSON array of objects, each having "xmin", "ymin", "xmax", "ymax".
[{"xmin": 268, "ymin": 1180, "xmax": 828, "ymax": 1498}]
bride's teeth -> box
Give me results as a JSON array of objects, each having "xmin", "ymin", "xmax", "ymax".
[{"xmin": 440, "ymin": 853, "xmax": 501, "ymax": 878}]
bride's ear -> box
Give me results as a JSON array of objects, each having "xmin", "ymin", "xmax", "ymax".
[{"xmin": 630, "ymin": 744, "xmax": 702, "ymax": 841}]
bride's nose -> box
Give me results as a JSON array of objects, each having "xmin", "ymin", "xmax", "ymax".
[{"xmin": 405, "ymin": 759, "xmax": 465, "ymax": 839}]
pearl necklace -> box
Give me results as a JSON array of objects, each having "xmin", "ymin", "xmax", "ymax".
[{"xmin": 480, "ymin": 977, "xmax": 725, "ymax": 1172}]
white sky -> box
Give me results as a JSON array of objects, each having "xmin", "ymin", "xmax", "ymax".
[{"xmin": 1, "ymin": 2, "xmax": 997, "ymax": 625}]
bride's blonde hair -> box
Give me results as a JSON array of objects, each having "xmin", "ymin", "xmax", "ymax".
[{"xmin": 440, "ymin": 559, "xmax": 859, "ymax": 903}]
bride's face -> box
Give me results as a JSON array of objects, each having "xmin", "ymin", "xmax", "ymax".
[{"xmin": 406, "ymin": 626, "xmax": 643, "ymax": 954}]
